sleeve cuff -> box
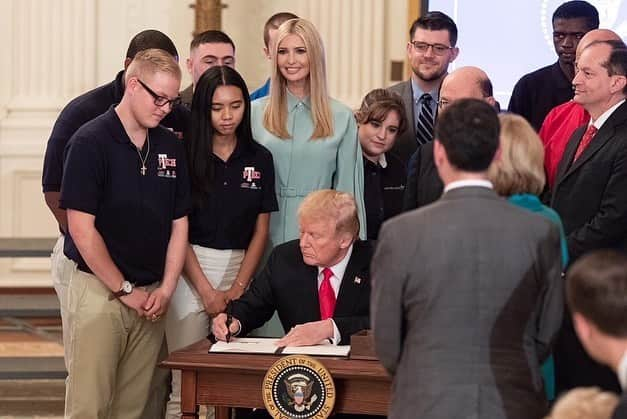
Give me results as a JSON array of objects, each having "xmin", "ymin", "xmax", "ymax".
[{"xmin": 330, "ymin": 319, "xmax": 341, "ymax": 346}]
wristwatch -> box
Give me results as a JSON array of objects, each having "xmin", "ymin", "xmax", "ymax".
[{"xmin": 111, "ymin": 280, "xmax": 134, "ymax": 299}]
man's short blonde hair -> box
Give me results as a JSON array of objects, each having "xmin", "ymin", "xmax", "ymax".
[
  {"xmin": 545, "ymin": 387, "xmax": 619, "ymax": 419},
  {"xmin": 125, "ymin": 48, "xmax": 181, "ymax": 84},
  {"xmin": 298, "ymin": 190, "xmax": 359, "ymax": 239},
  {"xmin": 488, "ymin": 113, "xmax": 546, "ymax": 196}
]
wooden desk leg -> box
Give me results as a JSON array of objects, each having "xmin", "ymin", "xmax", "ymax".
[
  {"xmin": 181, "ymin": 370, "xmax": 199, "ymax": 419},
  {"xmin": 215, "ymin": 407, "xmax": 230, "ymax": 419}
]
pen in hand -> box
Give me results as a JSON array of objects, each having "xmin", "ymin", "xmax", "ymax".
[{"xmin": 225, "ymin": 301, "xmax": 232, "ymax": 343}]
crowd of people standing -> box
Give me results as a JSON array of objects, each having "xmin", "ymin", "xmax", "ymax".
[{"xmin": 40, "ymin": 2, "xmax": 627, "ymax": 418}]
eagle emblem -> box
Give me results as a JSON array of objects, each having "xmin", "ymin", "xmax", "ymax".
[{"xmin": 284, "ymin": 373, "xmax": 318, "ymax": 412}]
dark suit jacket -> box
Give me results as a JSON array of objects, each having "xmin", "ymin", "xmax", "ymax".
[
  {"xmin": 388, "ymin": 81, "xmax": 417, "ymax": 167},
  {"xmin": 551, "ymin": 101, "xmax": 627, "ymax": 262},
  {"xmin": 402, "ymin": 142, "xmax": 443, "ymax": 210},
  {"xmin": 180, "ymin": 84, "xmax": 193, "ymax": 109},
  {"xmin": 550, "ymin": 102, "xmax": 627, "ymax": 394},
  {"xmin": 373, "ymin": 187, "xmax": 563, "ymax": 419},
  {"xmin": 613, "ymin": 392, "xmax": 627, "ymax": 419},
  {"xmin": 232, "ymin": 239, "xmax": 372, "ymax": 345}
]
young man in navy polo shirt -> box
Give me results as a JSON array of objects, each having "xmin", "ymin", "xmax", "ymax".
[
  {"xmin": 42, "ymin": 30, "xmax": 184, "ymax": 418},
  {"xmin": 59, "ymin": 49, "xmax": 190, "ymax": 419},
  {"xmin": 41, "ymin": 28, "xmax": 182, "ymax": 354}
]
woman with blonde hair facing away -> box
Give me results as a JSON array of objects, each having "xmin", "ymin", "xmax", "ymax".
[
  {"xmin": 251, "ymin": 18, "xmax": 366, "ymax": 248},
  {"xmin": 488, "ymin": 112, "xmax": 569, "ymax": 401},
  {"xmin": 355, "ymin": 88, "xmax": 407, "ymax": 240},
  {"xmin": 545, "ymin": 387, "xmax": 619, "ymax": 419}
]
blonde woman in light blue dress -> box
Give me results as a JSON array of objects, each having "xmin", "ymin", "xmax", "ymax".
[{"xmin": 251, "ymin": 18, "xmax": 366, "ymax": 249}]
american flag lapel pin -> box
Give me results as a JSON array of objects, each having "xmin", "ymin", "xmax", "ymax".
[{"xmin": 354, "ymin": 276, "xmax": 362, "ymax": 284}]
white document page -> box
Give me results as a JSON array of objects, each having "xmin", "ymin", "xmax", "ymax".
[
  {"xmin": 282, "ymin": 343, "xmax": 350, "ymax": 357},
  {"xmin": 209, "ymin": 337, "xmax": 350, "ymax": 357},
  {"xmin": 209, "ymin": 338, "xmax": 281, "ymax": 354}
]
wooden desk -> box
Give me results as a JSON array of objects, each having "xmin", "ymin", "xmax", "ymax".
[{"xmin": 162, "ymin": 340, "xmax": 391, "ymax": 419}]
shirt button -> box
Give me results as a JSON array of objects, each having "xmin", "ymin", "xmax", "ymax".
[{"xmin": 223, "ymin": 181, "xmax": 228, "ymax": 185}]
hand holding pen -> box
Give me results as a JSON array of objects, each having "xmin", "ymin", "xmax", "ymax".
[{"xmin": 225, "ymin": 301, "xmax": 233, "ymax": 343}]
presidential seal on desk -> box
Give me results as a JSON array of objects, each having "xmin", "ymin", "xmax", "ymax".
[{"xmin": 263, "ymin": 355, "xmax": 336, "ymax": 419}]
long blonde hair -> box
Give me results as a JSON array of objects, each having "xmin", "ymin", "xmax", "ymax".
[{"xmin": 263, "ymin": 18, "xmax": 333, "ymax": 139}]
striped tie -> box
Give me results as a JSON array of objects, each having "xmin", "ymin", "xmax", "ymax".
[{"xmin": 416, "ymin": 93, "xmax": 434, "ymax": 145}]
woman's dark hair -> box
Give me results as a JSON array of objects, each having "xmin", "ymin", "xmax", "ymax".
[{"xmin": 185, "ymin": 66, "xmax": 253, "ymax": 207}]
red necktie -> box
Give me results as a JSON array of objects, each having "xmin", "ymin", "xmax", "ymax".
[
  {"xmin": 574, "ymin": 125, "xmax": 598, "ymax": 161},
  {"xmin": 319, "ymin": 268, "xmax": 336, "ymax": 320}
]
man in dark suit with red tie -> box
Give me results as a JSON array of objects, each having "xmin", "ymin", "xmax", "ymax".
[
  {"xmin": 551, "ymin": 39, "xmax": 627, "ymax": 395},
  {"xmin": 212, "ymin": 189, "xmax": 371, "ymax": 347}
]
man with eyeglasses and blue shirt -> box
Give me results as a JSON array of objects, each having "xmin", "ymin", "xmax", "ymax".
[
  {"xmin": 508, "ymin": 1, "xmax": 599, "ymax": 131},
  {"xmin": 388, "ymin": 11, "xmax": 459, "ymax": 167},
  {"xmin": 59, "ymin": 49, "xmax": 190, "ymax": 419}
]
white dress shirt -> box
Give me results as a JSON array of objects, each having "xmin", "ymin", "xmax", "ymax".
[
  {"xmin": 591, "ymin": 98, "xmax": 626, "ymax": 130},
  {"xmin": 443, "ymin": 179, "xmax": 493, "ymax": 193},
  {"xmin": 618, "ymin": 350, "xmax": 627, "ymax": 390}
]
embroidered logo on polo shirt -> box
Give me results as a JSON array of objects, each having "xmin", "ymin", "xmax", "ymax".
[
  {"xmin": 241, "ymin": 166, "xmax": 262, "ymax": 190},
  {"xmin": 157, "ymin": 153, "xmax": 177, "ymax": 178},
  {"xmin": 243, "ymin": 166, "xmax": 261, "ymax": 181}
]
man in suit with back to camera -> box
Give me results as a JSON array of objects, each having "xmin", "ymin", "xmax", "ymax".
[
  {"xmin": 388, "ymin": 11, "xmax": 458, "ymax": 166},
  {"xmin": 551, "ymin": 39, "xmax": 627, "ymax": 395},
  {"xmin": 403, "ymin": 65, "xmax": 496, "ymax": 210},
  {"xmin": 372, "ymin": 99, "xmax": 564, "ymax": 419},
  {"xmin": 566, "ymin": 249, "xmax": 627, "ymax": 419},
  {"xmin": 212, "ymin": 189, "xmax": 371, "ymax": 347}
]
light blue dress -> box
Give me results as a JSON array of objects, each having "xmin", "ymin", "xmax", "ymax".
[{"xmin": 251, "ymin": 91, "xmax": 366, "ymax": 247}]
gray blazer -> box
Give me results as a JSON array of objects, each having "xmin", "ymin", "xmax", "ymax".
[
  {"xmin": 372, "ymin": 186, "xmax": 563, "ymax": 419},
  {"xmin": 388, "ymin": 80, "xmax": 417, "ymax": 166}
]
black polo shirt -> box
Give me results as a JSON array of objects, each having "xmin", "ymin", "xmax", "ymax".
[
  {"xmin": 42, "ymin": 70, "xmax": 189, "ymax": 194},
  {"xmin": 60, "ymin": 108, "xmax": 191, "ymax": 286},
  {"xmin": 508, "ymin": 61, "xmax": 573, "ymax": 131},
  {"xmin": 189, "ymin": 140, "xmax": 278, "ymax": 250},
  {"xmin": 363, "ymin": 153, "xmax": 406, "ymax": 240}
]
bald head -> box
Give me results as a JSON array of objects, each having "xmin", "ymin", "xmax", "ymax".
[
  {"xmin": 439, "ymin": 66, "xmax": 496, "ymax": 110},
  {"xmin": 576, "ymin": 29, "xmax": 622, "ymax": 58}
]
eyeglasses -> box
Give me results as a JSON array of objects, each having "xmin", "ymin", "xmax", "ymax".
[
  {"xmin": 137, "ymin": 79, "xmax": 182, "ymax": 108},
  {"xmin": 410, "ymin": 41, "xmax": 454, "ymax": 56},
  {"xmin": 437, "ymin": 99, "xmax": 451, "ymax": 110}
]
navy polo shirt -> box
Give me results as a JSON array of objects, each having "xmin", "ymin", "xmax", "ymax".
[
  {"xmin": 189, "ymin": 140, "xmax": 278, "ymax": 250},
  {"xmin": 363, "ymin": 153, "xmax": 406, "ymax": 240},
  {"xmin": 43, "ymin": 70, "xmax": 189, "ymax": 194},
  {"xmin": 60, "ymin": 108, "xmax": 191, "ymax": 286}
]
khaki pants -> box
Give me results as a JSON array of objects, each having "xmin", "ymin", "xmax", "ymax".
[
  {"xmin": 63, "ymin": 260, "xmax": 164, "ymax": 419},
  {"xmin": 51, "ymin": 235, "xmax": 70, "ymax": 365}
]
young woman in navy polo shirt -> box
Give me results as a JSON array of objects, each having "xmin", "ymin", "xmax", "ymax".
[{"xmin": 165, "ymin": 66, "xmax": 278, "ymax": 418}]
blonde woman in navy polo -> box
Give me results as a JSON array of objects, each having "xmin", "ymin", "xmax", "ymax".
[{"xmin": 164, "ymin": 66, "xmax": 278, "ymax": 419}]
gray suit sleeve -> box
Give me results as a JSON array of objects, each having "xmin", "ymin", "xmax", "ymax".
[
  {"xmin": 535, "ymin": 223, "xmax": 564, "ymax": 361},
  {"xmin": 371, "ymin": 221, "xmax": 408, "ymax": 376}
]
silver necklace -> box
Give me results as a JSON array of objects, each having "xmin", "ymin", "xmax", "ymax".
[{"xmin": 136, "ymin": 132, "xmax": 150, "ymax": 176}]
